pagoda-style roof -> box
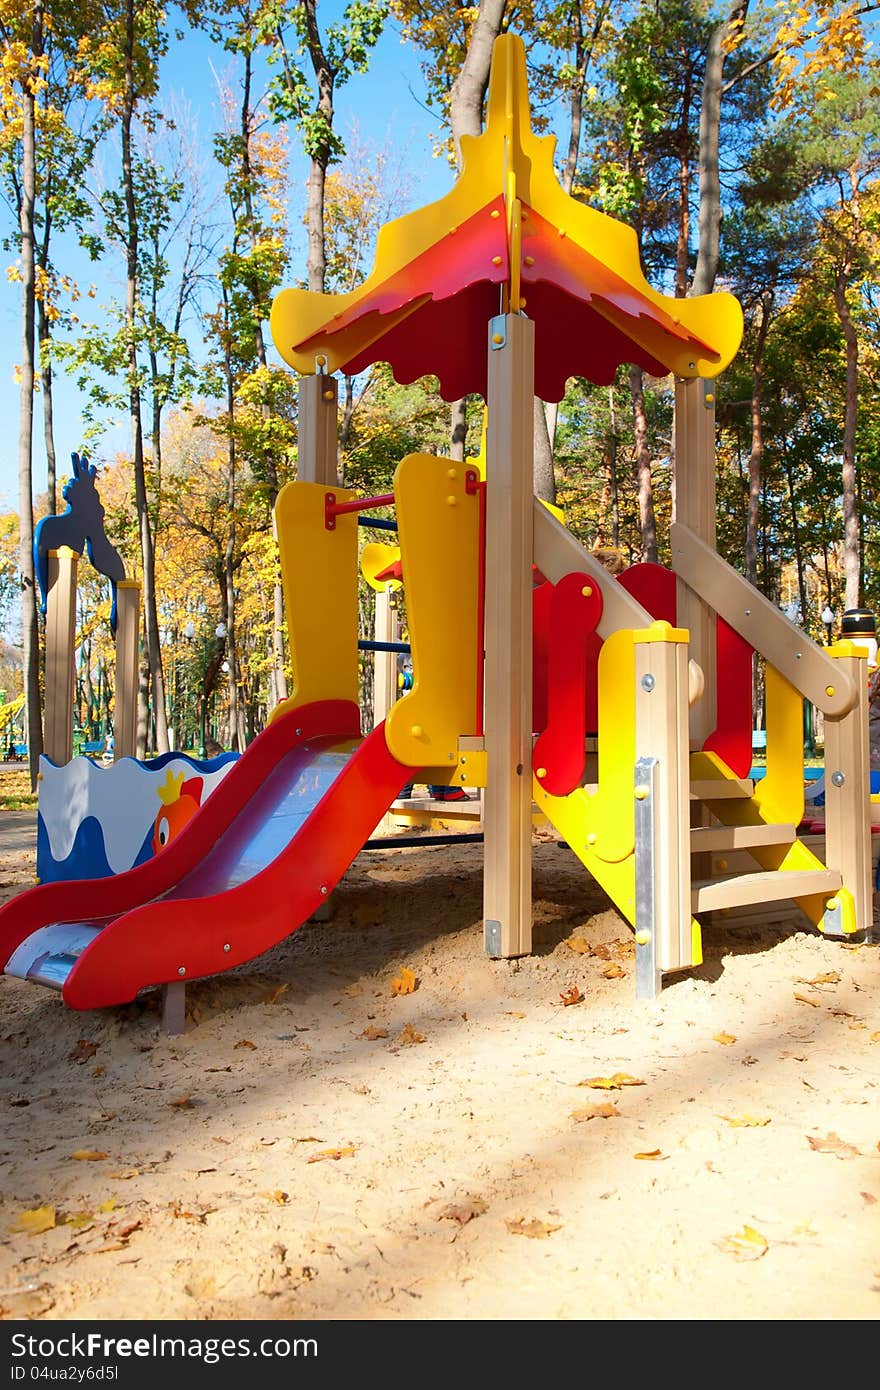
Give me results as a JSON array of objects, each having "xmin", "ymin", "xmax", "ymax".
[{"xmin": 270, "ymin": 34, "xmax": 743, "ymax": 402}]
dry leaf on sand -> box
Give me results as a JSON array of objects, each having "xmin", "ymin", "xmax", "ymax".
[
  {"xmin": 560, "ymin": 986, "xmax": 583, "ymax": 1006},
  {"xmin": 718, "ymin": 1224, "xmax": 768, "ymax": 1260},
  {"xmin": 571, "ymin": 1102, "xmax": 620, "ymax": 1122},
  {"xmin": 9, "ymin": 1206, "xmax": 56, "ymax": 1235},
  {"xmin": 578, "ymin": 1072, "xmax": 645, "ymax": 1090},
  {"xmin": 807, "ymin": 1132, "xmax": 860, "ymax": 1159},
  {"xmin": 398, "ymin": 1023, "xmax": 425, "ymax": 1045},
  {"xmin": 306, "ymin": 1146, "xmax": 356, "ymax": 1164},
  {"xmin": 713, "ymin": 1032, "xmax": 737, "ymax": 1045},
  {"xmin": 70, "ymin": 1149, "xmax": 108, "ymax": 1162},
  {"xmin": 506, "ymin": 1217, "xmax": 561, "ymax": 1239},
  {"xmin": 438, "ymin": 1197, "xmax": 488, "ymax": 1226},
  {"xmin": 361, "ymin": 1026, "xmax": 388, "ymax": 1040},
  {"xmin": 390, "ymin": 967, "xmax": 417, "ymax": 996},
  {"xmin": 720, "ymin": 1115, "xmax": 771, "ymax": 1128}
]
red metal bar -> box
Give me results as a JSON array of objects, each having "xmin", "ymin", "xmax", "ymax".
[
  {"xmin": 467, "ymin": 470, "xmax": 487, "ymax": 737},
  {"xmin": 324, "ymin": 490, "xmax": 395, "ymax": 530}
]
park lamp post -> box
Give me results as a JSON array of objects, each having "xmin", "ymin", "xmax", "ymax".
[
  {"xmin": 821, "ymin": 606, "xmax": 835, "ymax": 645},
  {"xmin": 184, "ymin": 620, "xmax": 227, "ymax": 758}
]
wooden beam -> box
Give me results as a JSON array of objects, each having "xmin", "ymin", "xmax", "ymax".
[
  {"xmin": 114, "ymin": 580, "xmax": 141, "ymax": 760},
  {"xmin": 297, "ymin": 373, "xmax": 339, "ymax": 485},
  {"xmin": 44, "ymin": 549, "xmax": 78, "ymax": 766},
  {"xmin": 482, "ymin": 314, "xmax": 534, "ymax": 959}
]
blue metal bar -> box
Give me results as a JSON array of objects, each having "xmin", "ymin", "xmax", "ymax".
[
  {"xmin": 357, "ymin": 516, "xmax": 397, "ymax": 532},
  {"xmin": 363, "ymin": 833, "xmax": 484, "ymax": 849},
  {"xmin": 358, "ymin": 639, "xmax": 411, "ymax": 654}
]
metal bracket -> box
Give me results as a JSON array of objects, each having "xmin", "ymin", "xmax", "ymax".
[
  {"xmin": 162, "ymin": 980, "xmax": 186, "ymax": 1036},
  {"xmin": 634, "ymin": 756, "xmax": 662, "ymax": 1000},
  {"xmin": 314, "ymin": 354, "xmax": 327, "ymax": 375},
  {"xmin": 489, "ymin": 315, "xmax": 507, "ymax": 351},
  {"xmin": 484, "ymin": 918, "xmax": 502, "ymax": 958},
  {"xmin": 821, "ymin": 898, "xmax": 843, "ymax": 937}
]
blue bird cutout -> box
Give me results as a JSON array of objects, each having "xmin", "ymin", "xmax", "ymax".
[{"xmin": 33, "ymin": 452, "xmax": 126, "ymax": 634}]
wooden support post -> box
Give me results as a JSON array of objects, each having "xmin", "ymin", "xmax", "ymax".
[
  {"xmin": 114, "ymin": 580, "xmax": 141, "ymax": 760},
  {"xmin": 162, "ymin": 981, "xmax": 186, "ymax": 1036},
  {"xmin": 823, "ymin": 650, "xmax": 873, "ymax": 937},
  {"xmin": 372, "ymin": 588, "xmax": 400, "ymax": 729},
  {"xmin": 482, "ymin": 313, "xmax": 534, "ymax": 959},
  {"xmin": 633, "ymin": 628, "xmax": 693, "ymax": 992},
  {"xmin": 673, "ymin": 378, "xmax": 717, "ymax": 746},
  {"xmin": 44, "ymin": 548, "xmax": 78, "ymax": 766},
  {"xmin": 297, "ymin": 373, "xmax": 339, "ymax": 485}
]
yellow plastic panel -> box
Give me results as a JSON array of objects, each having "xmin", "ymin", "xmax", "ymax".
[
  {"xmin": 385, "ymin": 454, "xmax": 480, "ymax": 767},
  {"xmin": 271, "ymin": 480, "xmax": 360, "ymax": 719}
]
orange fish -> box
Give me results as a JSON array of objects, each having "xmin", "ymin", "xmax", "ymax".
[{"xmin": 152, "ymin": 770, "xmax": 204, "ymax": 854}]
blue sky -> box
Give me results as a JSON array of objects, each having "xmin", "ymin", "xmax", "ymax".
[{"xmin": 0, "ymin": 12, "xmax": 458, "ymax": 511}]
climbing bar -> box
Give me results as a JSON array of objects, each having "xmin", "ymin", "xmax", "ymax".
[
  {"xmin": 358, "ymin": 640, "xmax": 411, "ymax": 654},
  {"xmin": 357, "ymin": 516, "xmax": 398, "ymax": 532},
  {"xmin": 362, "ymin": 833, "xmax": 485, "ymax": 850},
  {"xmin": 325, "ymin": 491, "xmax": 395, "ymax": 530}
]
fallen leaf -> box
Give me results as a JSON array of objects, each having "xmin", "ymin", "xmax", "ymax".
[
  {"xmin": 505, "ymin": 1011, "xmax": 526, "ymax": 1019},
  {"xmin": 263, "ymin": 1190, "xmax": 289, "ymax": 1205},
  {"xmin": 292, "ymin": 1137, "xmax": 323, "ymax": 1145},
  {"xmin": 861, "ymin": 1192, "xmax": 877, "ymax": 1206},
  {"xmin": 871, "ymin": 1032, "xmax": 880, "ymax": 1043},
  {"xmin": 112, "ymin": 1219, "xmax": 142, "ymax": 1239},
  {"xmin": 234, "ymin": 1040, "xmax": 257, "ymax": 1050},
  {"xmin": 563, "ymin": 935, "xmax": 591, "ymax": 954},
  {"xmin": 263, "ymin": 983, "xmax": 289, "ymax": 1005},
  {"xmin": 438, "ymin": 1197, "xmax": 488, "ymax": 1225},
  {"xmin": 9, "ymin": 1206, "xmax": 56, "ymax": 1235},
  {"xmin": 390, "ymin": 967, "xmax": 417, "ymax": 996},
  {"xmin": 398, "ymin": 1023, "xmax": 425, "ymax": 1045},
  {"xmin": 713, "ymin": 1031, "xmax": 737, "ymax": 1045},
  {"xmin": 719, "ymin": 1114, "xmax": 772, "ymax": 1127},
  {"xmin": 108, "ymin": 1169, "xmax": 140, "ymax": 1181},
  {"xmin": 70, "ymin": 1149, "xmax": 108, "ymax": 1162},
  {"xmin": 63, "ymin": 1211, "xmax": 95, "ymax": 1231},
  {"xmin": 560, "ymin": 986, "xmax": 583, "ymax": 1006},
  {"xmin": 360, "ymin": 1026, "xmax": 388, "ymax": 1040},
  {"xmin": 68, "ymin": 1040, "xmax": 99, "ymax": 1064},
  {"xmin": 306, "ymin": 1146, "xmax": 357, "ymax": 1164},
  {"xmin": 578, "ymin": 1072, "xmax": 645, "ymax": 1090},
  {"xmin": 92, "ymin": 1065, "xmax": 106, "ymax": 1077},
  {"xmin": 807, "ymin": 1132, "xmax": 860, "ymax": 1159},
  {"xmin": 794, "ymin": 991, "xmax": 821, "ymax": 1008},
  {"xmin": 601, "ymin": 962, "xmax": 626, "ymax": 979},
  {"xmin": 802, "ymin": 971, "xmax": 840, "ymax": 986},
  {"xmin": 506, "ymin": 1217, "xmax": 561, "ymax": 1239},
  {"xmin": 205, "ymin": 1066, "xmax": 232, "ymax": 1073},
  {"xmin": 634, "ymin": 1149, "xmax": 666, "ymax": 1160},
  {"xmin": 9, "ymin": 1095, "xmax": 29, "ymax": 1107},
  {"xmin": 718, "ymin": 1224, "xmax": 769, "ymax": 1260},
  {"xmin": 97, "ymin": 1200, "xmax": 118, "ymax": 1214},
  {"xmin": 591, "ymin": 943, "xmax": 611, "ymax": 960},
  {"xmin": 169, "ymin": 1095, "xmax": 196, "ymax": 1109},
  {"xmin": 571, "ymin": 1102, "xmax": 620, "ymax": 1122},
  {"xmin": 741, "ymin": 1055, "xmax": 758, "ymax": 1066}
]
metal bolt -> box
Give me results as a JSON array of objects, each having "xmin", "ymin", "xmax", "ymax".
[
  {"xmin": 640, "ymin": 674, "xmax": 656, "ymax": 692},
  {"xmin": 320, "ymin": 885, "xmax": 328, "ymax": 895},
  {"xmin": 831, "ymin": 770, "xmax": 845, "ymax": 787},
  {"xmin": 744, "ymin": 608, "xmax": 751, "ymax": 616},
  {"xmin": 223, "ymin": 944, "xmax": 231, "ymax": 953},
  {"xmin": 635, "ymin": 786, "xmax": 649, "ymax": 800},
  {"xmin": 178, "ymin": 966, "xmax": 186, "ymax": 977},
  {"xmin": 295, "ymin": 728, "xmax": 302, "ymax": 736},
  {"xmin": 635, "ymin": 930, "xmax": 651, "ymax": 946}
]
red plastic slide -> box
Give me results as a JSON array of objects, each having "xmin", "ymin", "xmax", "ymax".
[{"xmin": 0, "ymin": 699, "xmax": 414, "ymax": 1010}]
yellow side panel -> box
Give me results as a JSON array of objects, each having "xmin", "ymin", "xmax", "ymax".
[
  {"xmin": 271, "ymin": 480, "xmax": 360, "ymax": 720},
  {"xmin": 535, "ymin": 774, "xmax": 638, "ymax": 928},
  {"xmin": 385, "ymin": 454, "xmax": 480, "ymax": 768}
]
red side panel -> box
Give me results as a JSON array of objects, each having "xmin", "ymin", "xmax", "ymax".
[
  {"xmin": 618, "ymin": 562, "xmax": 677, "ymax": 623},
  {"xmin": 533, "ymin": 574, "xmax": 603, "ymax": 796},
  {"xmin": 0, "ymin": 700, "xmax": 361, "ymax": 972},
  {"xmin": 703, "ymin": 618, "xmax": 753, "ymax": 777},
  {"xmin": 532, "ymin": 578, "xmax": 552, "ymax": 734},
  {"xmin": 62, "ymin": 722, "xmax": 412, "ymax": 1010}
]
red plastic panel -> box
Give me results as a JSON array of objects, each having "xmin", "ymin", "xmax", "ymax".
[
  {"xmin": 533, "ymin": 573, "xmax": 603, "ymax": 796},
  {"xmin": 703, "ymin": 617, "xmax": 753, "ymax": 777},
  {"xmin": 532, "ymin": 578, "xmax": 552, "ymax": 734}
]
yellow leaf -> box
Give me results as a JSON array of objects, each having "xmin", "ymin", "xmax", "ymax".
[
  {"xmin": 559, "ymin": 986, "xmax": 583, "ymax": 1006},
  {"xmin": 563, "ymin": 934, "xmax": 591, "ymax": 954},
  {"xmin": 360, "ymin": 1025, "xmax": 388, "ymax": 1040},
  {"xmin": 307, "ymin": 1146, "xmax": 357, "ymax": 1164},
  {"xmin": 794, "ymin": 991, "xmax": 821, "ymax": 1008},
  {"xmin": 10, "ymin": 1206, "xmax": 56, "ymax": 1235},
  {"xmin": 506, "ymin": 1217, "xmax": 561, "ymax": 1239},
  {"xmin": 169, "ymin": 1095, "xmax": 195, "ymax": 1109},
  {"xmin": 390, "ymin": 966, "xmax": 417, "ymax": 996},
  {"xmin": 70, "ymin": 1149, "xmax": 108, "ymax": 1162},
  {"xmin": 713, "ymin": 1032, "xmax": 737, "ymax": 1045},
  {"xmin": 398, "ymin": 1023, "xmax": 425, "ymax": 1045},
  {"xmin": 108, "ymin": 1169, "xmax": 140, "ymax": 1181},
  {"xmin": 634, "ymin": 1149, "xmax": 666, "ymax": 1160},
  {"xmin": 804, "ymin": 971, "xmax": 840, "ymax": 986},
  {"xmin": 571, "ymin": 1102, "xmax": 620, "ymax": 1122},
  {"xmin": 64, "ymin": 1211, "xmax": 95, "ymax": 1230},
  {"xmin": 578, "ymin": 1072, "xmax": 645, "ymax": 1090},
  {"xmin": 720, "ymin": 1114, "xmax": 772, "ymax": 1127},
  {"xmin": 97, "ymin": 1200, "xmax": 118, "ymax": 1213},
  {"xmin": 263, "ymin": 1190, "xmax": 289, "ymax": 1204},
  {"xmin": 601, "ymin": 962, "xmax": 626, "ymax": 979},
  {"xmin": 234, "ymin": 1039, "xmax": 257, "ymax": 1050},
  {"xmin": 718, "ymin": 1224, "xmax": 768, "ymax": 1260}
]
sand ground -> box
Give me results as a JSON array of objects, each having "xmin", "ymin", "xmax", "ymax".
[{"xmin": 0, "ymin": 810, "xmax": 878, "ymax": 1322}]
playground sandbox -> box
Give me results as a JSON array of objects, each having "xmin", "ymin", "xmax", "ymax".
[{"xmin": 0, "ymin": 812, "xmax": 877, "ymax": 1322}]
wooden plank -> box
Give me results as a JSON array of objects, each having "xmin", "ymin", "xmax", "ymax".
[
  {"xmin": 114, "ymin": 580, "xmax": 141, "ymax": 759},
  {"xmin": 690, "ymin": 822, "xmax": 797, "ymax": 852},
  {"xmin": 822, "ymin": 650, "xmax": 873, "ymax": 934},
  {"xmin": 297, "ymin": 373, "xmax": 339, "ymax": 485},
  {"xmin": 692, "ymin": 868, "xmax": 841, "ymax": 913},
  {"xmin": 690, "ymin": 778, "xmax": 754, "ymax": 800},
  {"xmin": 482, "ymin": 313, "xmax": 534, "ymax": 958},
  {"xmin": 671, "ymin": 522, "xmax": 857, "ymax": 718}
]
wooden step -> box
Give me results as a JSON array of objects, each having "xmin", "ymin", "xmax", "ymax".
[
  {"xmin": 690, "ymin": 778, "xmax": 754, "ymax": 800},
  {"xmin": 691, "ymin": 867, "xmax": 841, "ymax": 913},
  {"xmin": 690, "ymin": 822, "xmax": 797, "ymax": 853}
]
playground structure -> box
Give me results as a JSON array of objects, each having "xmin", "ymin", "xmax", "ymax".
[{"xmin": 0, "ymin": 34, "xmax": 874, "ymax": 1027}]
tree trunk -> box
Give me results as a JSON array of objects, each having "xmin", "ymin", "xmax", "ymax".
[
  {"xmin": 121, "ymin": 0, "xmax": 168, "ymax": 756},
  {"xmin": 629, "ymin": 364, "xmax": 658, "ymax": 563},
  {"xmin": 833, "ymin": 263, "xmax": 860, "ymax": 610},
  {"xmin": 448, "ymin": 0, "xmax": 507, "ymax": 467},
  {"xmin": 692, "ymin": 1, "xmax": 750, "ymax": 296},
  {"xmin": 745, "ymin": 299, "xmax": 770, "ymax": 586},
  {"xmin": 533, "ymin": 399, "xmax": 555, "ymax": 503},
  {"xmin": 18, "ymin": 6, "xmax": 44, "ymax": 789}
]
